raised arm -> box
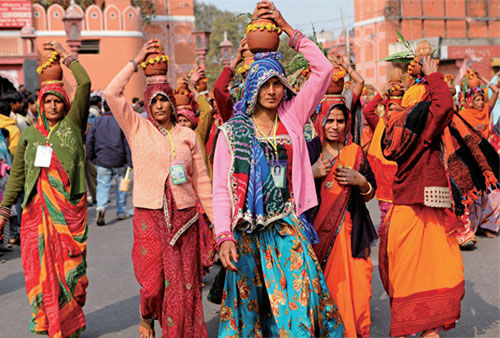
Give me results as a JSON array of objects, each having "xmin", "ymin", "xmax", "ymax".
[
  {"xmin": 213, "ymin": 68, "xmax": 235, "ymax": 122},
  {"xmin": 194, "ymin": 94, "xmax": 213, "ymax": 144},
  {"xmin": 420, "ymin": 57, "xmax": 454, "ymax": 144},
  {"xmin": 47, "ymin": 42, "xmax": 91, "ymax": 132},
  {"xmin": 254, "ymin": 1, "xmax": 333, "ymax": 127},
  {"xmin": 284, "ymin": 37, "xmax": 333, "ymax": 126},
  {"xmin": 104, "ymin": 40, "xmax": 159, "ymax": 138},
  {"xmin": 479, "ymin": 73, "xmax": 499, "ymax": 110},
  {"xmin": 65, "ymin": 61, "xmax": 91, "ymax": 132},
  {"xmin": 363, "ymin": 93, "xmax": 386, "ymax": 130}
]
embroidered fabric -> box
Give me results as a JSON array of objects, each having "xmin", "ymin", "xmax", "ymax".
[{"xmin": 424, "ymin": 186, "xmax": 452, "ymax": 208}]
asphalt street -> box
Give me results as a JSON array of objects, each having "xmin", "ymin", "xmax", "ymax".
[{"xmin": 0, "ymin": 197, "xmax": 498, "ymax": 337}]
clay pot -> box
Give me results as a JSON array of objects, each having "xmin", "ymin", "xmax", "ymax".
[
  {"xmin": 144, "ymin": 52, "xmax": 168, "ymax": 76},
  {"xmin": 468, "ymin": 76, "xmax": 480, "ymax": 88},
  {"xmin": 39, "ymin": 48, "xmax": 62, "ymax": 83},
  {"xmin": 246, "ymin": 19, "xmax": 280, "ymax": 53},
  {"xmin": 326, "ymin": 78, "xmax": 344, "ymax": 94},
  {"xmin": 174, "ymin": 94, "xmax": 191, "ymax": 106}
]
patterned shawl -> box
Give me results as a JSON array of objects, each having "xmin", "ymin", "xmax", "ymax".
[
  {"xmin": 383, "ymin": 82, "xmax": 499, "ymax": 216},
  {"xmin": 219, "ymin": 53, "xmax": 296, "ymax": 232}
]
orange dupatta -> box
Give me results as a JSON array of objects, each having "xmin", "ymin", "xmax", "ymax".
[{"xmin": 460, "ymin": 105, "xmax": 490, "ymax": 139}]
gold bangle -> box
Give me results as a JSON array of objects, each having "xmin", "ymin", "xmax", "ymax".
[{"xmin": 360, "ymin": 182, "xmax": 372, "ymax": 196}]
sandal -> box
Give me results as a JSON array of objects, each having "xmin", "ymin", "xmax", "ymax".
[{"xmin": 139, "ymin": 318, "xmax": 155, "ymax": 338}]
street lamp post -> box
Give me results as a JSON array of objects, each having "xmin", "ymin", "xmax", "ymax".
[
  {"xmin": 192, "ymin": 31, "xmax": 211, "ymax": 70},
  {"xmin": 219, "ymin": 31, "xmax": 233, "ymax": 68}
]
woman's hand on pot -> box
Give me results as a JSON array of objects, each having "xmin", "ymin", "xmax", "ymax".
[
  {"xmin": 134, "ymin": 39, "xmax": 160, "ymax": 65},
  {"xmin": 44, "ymin": 41, "xmax": 69, "ymax": 59},
  {"xmin": 230, "ymin": 38, "xmax": 247, "ymax": 69},
  {"xmin": 219, "ymin": 240, "xmax": 238, "ymax": 272},
  {"xmin": 189, "ymin": 66, "xmax": 204, "ymax": 84},
  {"xmin": 422, "ymin": 55, "xmax": 438, "ymax": 76},
  {"xmin": 254, "ymin": 1, "xmax": 293, "ymax": 36}
]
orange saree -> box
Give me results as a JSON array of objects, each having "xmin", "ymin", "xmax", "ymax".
[{"xmin": 313, "ymin": 143, "xmax": 373, "ymax": 337}]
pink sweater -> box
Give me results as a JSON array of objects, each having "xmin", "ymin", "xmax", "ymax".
[
  {"xmin": 212, "ymin": 37, "xmax": 333, "ymax": 235},
  {"xmin": 104, "ymin": 62, "xmax": 213, "ymax": 222}
]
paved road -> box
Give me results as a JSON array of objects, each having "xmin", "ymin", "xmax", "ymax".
[{"xmin": 1, "ymin": 198, "xmax": 498, "ymax": 337}]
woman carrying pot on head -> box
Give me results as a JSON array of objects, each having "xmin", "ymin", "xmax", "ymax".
[
  {"xmin": 212, "ymin": 1, "xmax": 344, "ymax": 336},
  {"xmin": 0, "ymin": 41, "xmax": 91, "ymax": 338},
  {"xmin": 378, "ymin": 43, "xmax": 465, "ymax": 337},
  {"xmin": 455, "ymin": 73, "xmax": 500, "ymax": 242},
  {"xmin": 104, "ymin": 39, "xmax": 213, "ymax": 338},
  {"xmin": 308, "ymin": 101, "xmax": 377, "ymax": 337}
]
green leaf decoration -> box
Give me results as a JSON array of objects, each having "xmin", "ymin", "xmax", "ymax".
[{"xmin": 377, "ymin": 50, "xmax": 414, "ymax": 63}]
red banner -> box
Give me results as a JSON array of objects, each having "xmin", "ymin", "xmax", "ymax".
[{"xmin": 0, "ymin": 0, "xmax": 32, "ymax": 28}]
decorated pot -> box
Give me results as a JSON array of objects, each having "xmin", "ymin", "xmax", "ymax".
[
  {"xmin": 468, "ymin": 76, "xmax": 480, "ymax": 88},
  {"xmin": 246, "ymin": 19, "xmax": 280, "ymax": 53},
  {"xmin": 143, "ymin": 52, "xmax": 169, "ymax": 76},
  {"xmin": 327, "ymin": 66, "xmax": 346, "ymax": 94},
  {"xmin": 38, "ymin": 48, "xmax": 62, "ymax": 83},
  {"xmin": 327, "ymin": 78, "xmax": 344, "ymax": 94},
  {"xmin": 174, "ymin": 94, "xmax": 191, "ymax": 106}
]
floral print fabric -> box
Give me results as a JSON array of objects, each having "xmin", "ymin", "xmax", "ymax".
[{"xmin": 219, "ymin": 214, "xmax": 344, "ymax": 337}]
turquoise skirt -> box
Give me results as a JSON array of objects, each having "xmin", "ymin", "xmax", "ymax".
[{"xmin": 218, "ymin": 215, "xmax": 344, "ymax": 337}]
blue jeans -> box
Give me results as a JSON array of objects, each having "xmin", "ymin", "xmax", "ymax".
[{"xmin": 96, "ymin": 165, "xmax": 129, "ymax": 215}]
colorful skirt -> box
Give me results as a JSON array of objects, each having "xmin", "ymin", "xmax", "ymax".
[
  {"xmin": 21, "ymin": 158, "xmax": 88, "ymax": 338},
  {"xmin": 219, "ymin": 215, "xmax": 344, "ymax": 337},
  {"xmin": 323, "ymin": 211, "xmax": 372, "ymax": 337},
  {"xmin": 379, "ymin": 205, "xmax": 464, "ymax": 336},
  {"xmin": 132, "ymin": 185, "xmax": 208, "ymax": 337}
]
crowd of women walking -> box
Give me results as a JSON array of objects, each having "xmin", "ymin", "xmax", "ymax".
[{"xmin": 0, "ymin": 1, "xmax": 498, "ymax": 337}]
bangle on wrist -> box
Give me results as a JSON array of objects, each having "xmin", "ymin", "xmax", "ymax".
[
  {"xmin": 0, "ymin": 206, "xmax": 11, "ymax": 221},
  {"xmin": 62, "ymin": 54, "xmax": 78, "ymax": 68},
  {"xmin": 216, "ymin": 231, "xmax": 236, "ymax": 249},
  {"xmin": 359, "ymin": 182, "xmax": 373, "ymax": 196},
  {"xmin": 130, "ymin": 59, "xmax": 138, "ymax": 73}
]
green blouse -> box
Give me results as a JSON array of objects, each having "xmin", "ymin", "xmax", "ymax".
[{"xmin": 1, "ymin": 61, "xmax": 91, "ymax": 209}]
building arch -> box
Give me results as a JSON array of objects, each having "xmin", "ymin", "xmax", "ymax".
[
  {"xmin": 85, "ymin": 4, "xmax": 103, "ymax": 31},
  {"xmin": 104, "ymin": 5, "xmax": 122, "ymax": 31}
]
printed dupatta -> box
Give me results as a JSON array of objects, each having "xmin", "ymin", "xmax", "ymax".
[
  {"xmin": 219, "ymin": 114, "xmax": 292, "ymax": 232},
  {"xmin": 313, "ymin": 142, "xmax": 364, "ymax": 265}
]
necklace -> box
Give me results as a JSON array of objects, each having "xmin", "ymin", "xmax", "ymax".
[{"xmin": 252, "ymin": 113, "xmax": 278, "ymax": 154}]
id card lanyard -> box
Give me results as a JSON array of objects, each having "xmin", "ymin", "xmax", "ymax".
[
  {"xmin": 164, "ymin": 126, "xmax": 188, "ymax": 185},
  {"xmin": 252, "ymin": 113, "xmax": 278, "ymax": 155}
]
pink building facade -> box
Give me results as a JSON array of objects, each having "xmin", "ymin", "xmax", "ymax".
[{"xmin": 0, "ymin": 0, "xmax": 197, "ymax": 100}]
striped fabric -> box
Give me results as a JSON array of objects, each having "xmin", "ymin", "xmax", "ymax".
[{"xmin": 21, "ymin": 153, "xmax": 88, "ymax": 338}]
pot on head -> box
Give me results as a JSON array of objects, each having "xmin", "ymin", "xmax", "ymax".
[{"xmin": 246, "ymin": 19, "xmax": 280, "ymax": 53}]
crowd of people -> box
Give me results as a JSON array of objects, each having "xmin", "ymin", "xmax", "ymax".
[{"xmin": 0, "ymin": 1, "xmax": 499, "ymax": 337}]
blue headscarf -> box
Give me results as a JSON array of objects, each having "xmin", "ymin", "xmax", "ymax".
[{"xmin": 233, "ymin": 52, "xmax": 296, "ymax": 116}]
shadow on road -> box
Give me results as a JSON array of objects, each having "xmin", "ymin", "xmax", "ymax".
[{"xmin": 83, "ymin": 295, "xmax": 140, "ymax": 337}]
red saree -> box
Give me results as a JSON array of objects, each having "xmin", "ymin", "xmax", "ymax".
[
  {"xmin": 132, "ymin": 184, "xmax": 208, "ymax": 337},
  {"xmin": 22, "ymin": 153, "xmax": 88, "ymax": 338}
]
